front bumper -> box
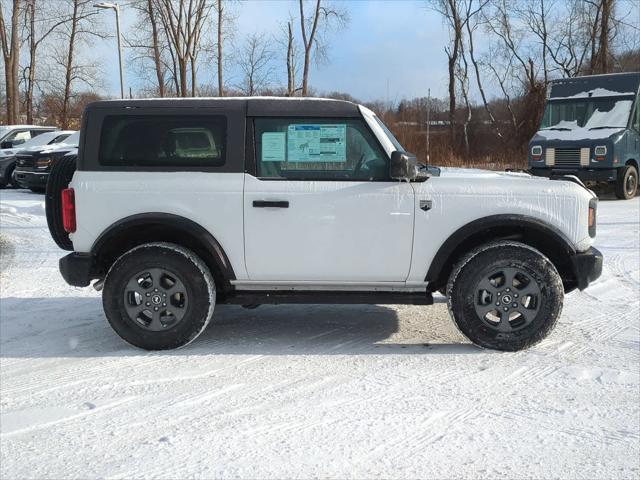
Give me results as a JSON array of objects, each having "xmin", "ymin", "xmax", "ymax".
[
  {"xmin": 530, "ymin": 167, "xmax": 617, "ymax": 182},
  {"xmin": 570, "ymin": 247, "xmax": 603, "ymax": 291},
  {"xmin": 60, "ymin": 253, "xmax": 96, "ymax": 287},
  {"xmin": 14, "ymin": 169, "xmax": 48, "ymax": 188}
]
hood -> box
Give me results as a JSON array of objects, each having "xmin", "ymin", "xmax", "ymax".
[
  {"xmin": 0, "ymin": 148, "xmax": 18, "ymax": 157},
  {"xmin": 533, "ymin": 126, "xmax": 625, "ymax": 142},
  {"xmin": 438, "ymin": 167, "xmax": 533, "ymax": 180},
  {"xmin": 437, "ymin": 166, "xmax": 594, "ymax": 196}
]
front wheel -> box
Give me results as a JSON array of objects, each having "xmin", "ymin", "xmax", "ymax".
[
  {"xmin": 447, "ymin": 241, "xmax": 563, "ymax": 351},
  {"xmin": 103, "ymin": 242, "xmax": 216, "ymax": 350},
  {"xmin": 615, "ymin": 165, "xmax": 638, "ymax": 200}
]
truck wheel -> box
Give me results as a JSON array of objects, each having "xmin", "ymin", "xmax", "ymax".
[
  {"xmin": 45, "ymin": 155, "xmax": 76, "ymax": 250},
  {"xmin": 447, "ymin": 241, "xmax": 563, "ymax": 351},
  {"xmin": 0, "ymin": 165, "xmax": 15, "ymax": 188},
  {"xmin": 615, "ymin": 165, "xmax": 638, "ymax": 200},
  {"xmin": 103, "ymin": 242, "xmax": 216, "ymax": 350}
]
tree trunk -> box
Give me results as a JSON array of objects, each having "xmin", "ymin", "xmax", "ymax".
[
  {"xmin": 1, "ymin": 0, "xmax": 21, "ymax": 123},
  {"xmin": 217, "ymin": 0, "xmax": 223, "ymax": 96},
  {"xmin": 287, "ymin": 21, "xmax": 294, "ymax": 96},
  {"xmin": 598, "ymin": 0, "xmax": 611, "ymax": 73},
  {"xmin": 147, "ymin": 0, "xmax": 164, "ymax": 97},
  {"xmin": 299, "ymin": 0, "xmax": 321, "ymax": 97},
  {"xmin": 179, "ymin": 58, "xmax": 187, "ymax": 96},
  {"xmin": 61, "ymin": 0, "xmax": 79, "ymax": 129},
  {"xmin": 25, "ymin": 0, "xmax": 36, "ymax": 124}
]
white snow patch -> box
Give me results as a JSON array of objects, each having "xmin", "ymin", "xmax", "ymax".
[
  {"xmin": 552, "ymin": 87, "xmax": 636, "ymax": 99},
  {"xmin": 536, "ymin": 126, "xmax": 625, "ymax": 141},
  {"xmin": 585, "ymin": 100, "xmax": 633, "ymax": 129}
]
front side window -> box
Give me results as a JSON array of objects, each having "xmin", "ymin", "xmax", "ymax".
[
  {"xmin": 6, "ymin": 130, "xmax": 31, "ymax": 144},
  {"xmin": 254, "ymin": 118, "xmax": 388, "ymax": 180},
  {"xmin": 99, "ymin": 115, "xmax": 226, "ymax": 167}
]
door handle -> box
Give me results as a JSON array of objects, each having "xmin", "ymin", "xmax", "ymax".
[{"xmin": 253, "ymin": 200, "xmax": 289, "ymax": 208}]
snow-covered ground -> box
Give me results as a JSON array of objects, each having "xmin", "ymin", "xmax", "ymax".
[{"xmin": 1, "ymin": 189, "xmax": 638, "ymax": 479}]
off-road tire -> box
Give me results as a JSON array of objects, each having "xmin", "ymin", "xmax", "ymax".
[
  {"xmin": 0, "ymin": 164, "xmax": 15, "ymax": 188},
  {"xmin": 447, "ymin": 241, "xmax": 563, "ymax": 351},
  {"xmin": 45, "ymin": 155, "xmax": 76, "ymax": 250},
  {"xmin": 614, "ymin": 165, "xmax": 638, "ymax": 200},
  {"xmin": 103, "ymin": 243, "xmax": 216, "ymax": 350}
]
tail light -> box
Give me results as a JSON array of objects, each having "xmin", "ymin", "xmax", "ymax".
[{"xmin": 61, "ymin": 188, "xmax": 76, "ymax": 233}]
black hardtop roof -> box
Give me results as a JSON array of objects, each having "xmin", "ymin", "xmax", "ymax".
[
  {"xmin": 549, "ymin": 72, "xmax": 640, "ymax": 99},
  {"xmin": 84, "ymin": 96, "xmax": 362, "ymax": 117}
]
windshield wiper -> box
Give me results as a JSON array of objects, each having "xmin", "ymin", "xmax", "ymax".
[
  {"xmin": 543, "ymin": 127, "xmax": 572, "ymax": 131},
  {"xmin": 588, "ymin": 126, "xmax": 621, "ymax": 130}
]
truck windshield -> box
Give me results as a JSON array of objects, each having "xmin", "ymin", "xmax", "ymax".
[{"xmin": 541, "ymin": 97, "xmax": 634, "ymax": 130}]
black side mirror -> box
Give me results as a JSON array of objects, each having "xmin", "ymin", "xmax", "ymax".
[
  {"xmin": 1, "ymin": 141, "xmax": 13, "ymax": 149},
  {"xmin": 390, "ymin": 150, "xmax": 417, "ymax": 180}
]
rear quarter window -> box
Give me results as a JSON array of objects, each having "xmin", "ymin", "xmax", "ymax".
[{"xmin": 99, "ymin": 115, "xmax": 226, "ymax": 167}]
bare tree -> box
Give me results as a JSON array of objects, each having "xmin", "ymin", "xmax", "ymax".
[
  {"xmin": 236, "ymin": 32, "xmax": 274, "ymax": 96},
  {"xmin": 45, "ymin": 0, "xmax": 106, "ymax": 128},
  {"xmin": 297, "ymin": 0, "xmax": 348, "ymax": 96},
  {"xmin": 22, "ymin": 0, "xmax": 72, "ymax": 123},
  {"xmin": 434, "ymin": 0, "xmax": 486, "ymax": 150},
  {"xmin": 0, "ymin": 0, "xmax": 22, "ymax": 124},
  {"xmin": 286, "ymin": 20, "xmax": 297, "ymax": 96},
  {"xmin": 464, "ymin": 4, "xmax": 503, "ymax": 141},
  {"xmin": 215, "ymin": 0, "xmax": 224, "ymax": 96},
  {"xmin": 154, "ymin": 0, "xmax": 210, "ymax": 97}
]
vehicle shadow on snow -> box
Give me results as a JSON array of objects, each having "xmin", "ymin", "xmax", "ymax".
[{"xmin": 0, "ymin": 297, "xmax": 482, "ymax": 358}]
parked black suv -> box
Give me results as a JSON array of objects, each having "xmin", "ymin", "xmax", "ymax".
[{"xmin": 14, "ymin": 132, "xmax": 79, "ymax": 192}]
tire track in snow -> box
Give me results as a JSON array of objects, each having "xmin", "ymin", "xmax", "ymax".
[{"xmin": 0, "ymin": 396, "xmax": 137, "ymax": 438}]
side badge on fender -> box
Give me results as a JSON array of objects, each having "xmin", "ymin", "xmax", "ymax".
[{"xmin": 420, "ymin": 199, "xmax": 433, "ymax": 212}]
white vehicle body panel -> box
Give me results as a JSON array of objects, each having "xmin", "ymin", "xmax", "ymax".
[
  {"xmin": 70, "ymin": 171, "xmax": 249, "ymax": 280},
  {"xmin": 243, "ymin": 174, "xmax": 414, "ymax": 282},
  {"xmin": 407, "ymin": 171, "xmax": 595, "ymax": 284}
]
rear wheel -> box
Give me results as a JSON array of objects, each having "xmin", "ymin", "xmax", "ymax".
[
  {"xmin": 103, "ymin": 243, "xmax": 216, "ymax": 350},
  {"xmin": 0, "ymin": 165, "xmax": 15, "ymax": 189},
  {"xmin": 447, "ymin": 241, "xmax": 563, "ymax": 351},
  {"xmin": 615, "ymin": 165, "xmax": 638, "ymax": 200},
  {"xmin": 45, "ymin": 156, "xmax": 76, "ymax": 250}
]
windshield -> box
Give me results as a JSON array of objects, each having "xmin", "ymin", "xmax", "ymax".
[
  {"xmin": 19, "ymin": 131, "xmax": 66, "ymax": 148},
  {"xmin": 373, "ymin": 115, "xmax": 405, "ymax": 151},
  {"xmin": 541, "ymin": 97, "xmax": 633, "ymax": 130},
  {"xmin": 61, "ymin": 131, "xmax": 80, "ymax": 146}
]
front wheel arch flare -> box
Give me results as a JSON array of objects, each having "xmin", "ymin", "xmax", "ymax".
[{"xmin": 425, "ymin": 215, "xmax": 577, "ymax": 293}]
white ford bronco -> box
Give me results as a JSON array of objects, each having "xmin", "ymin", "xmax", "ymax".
[{"xmin": 46, "ymin": 98, "xmax": 602, "ymax": 351}]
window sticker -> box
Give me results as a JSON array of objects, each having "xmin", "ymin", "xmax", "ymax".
[
  {"xmin": 287, "ymin": 124, "xmax": 346, "ymax": 162},
  {"xmin": 261, "ymin": 132, "xmax": 286, "ymax": 161}
]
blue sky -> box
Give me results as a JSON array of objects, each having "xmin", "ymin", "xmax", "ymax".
[
  {"xmin": 93, "ymin": 0, "xmax": 640, "ymax": 103},
  {"xmin": 94, "ymin": 0, "xmax": 451, "ymax": 102}
]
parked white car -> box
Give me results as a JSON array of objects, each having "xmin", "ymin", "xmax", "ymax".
[{"xmin": 46, "ymin": 98, "xmax": 602, "ymax": 352}]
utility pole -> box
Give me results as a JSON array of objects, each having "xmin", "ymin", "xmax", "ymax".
[
  {"xmin": 94, "ymin": 2, "xmax": 125, "ymax": 99},
  {"xmin": 426, "ymin": 88, "xmax": 431, "ymax": 166}
]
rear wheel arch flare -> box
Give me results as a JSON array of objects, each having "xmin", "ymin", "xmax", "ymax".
[
  {"xmin": 91, "ymin": 213, "xmax": 235, "ymax": 290},
  {"xmin": 625, "ymin": 158, "xmax": 638, "ymax": 170},
  {"xmin": 425, "ymin": 215, "xmax": 577, "ymax": 292}
]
